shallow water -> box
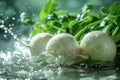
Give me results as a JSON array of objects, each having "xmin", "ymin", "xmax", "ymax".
[
  {"xmin": 0, "ymin": 44, "xmax": 120, "ymax": 80},
  {"xmin": 0, "ymin": 25, "xmax": 120, "ymax": 80}
]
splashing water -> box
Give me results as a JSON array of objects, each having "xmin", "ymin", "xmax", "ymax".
[
  {"xmin": 0, "ymin": 25, "xmax": 27, "ymax": 47},
  {"xmin": 0, "ymin": 20, "xmax": 4, "ymax": 25},
  {"xmin": 0, "ymin": 24, "xmax": 119, "ymax": 80}
]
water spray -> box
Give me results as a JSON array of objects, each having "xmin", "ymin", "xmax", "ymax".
[{"xmin": 0, "ymin": 24, "xmax": 30, "ymax": 48}]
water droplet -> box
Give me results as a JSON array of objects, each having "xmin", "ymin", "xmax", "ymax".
[
  {"xmin": 11, "ymin": 33, "xmax": 14, "ymax": 36},
  {"xmin": 3, "ymin": 34, "xmax": 7, "ymax": 38},
  {"xmin": 32, "ymin": 14, "xmax": 35, "ymax": 16},
  {"xmin": 0, "ymin": 20, "xmax": 4, "ymax": 25},
  {"xmin": 0, "ymin": 13, "xmax": 3, "ymax": 16},
  {"xmin": 0, "ymin": 25, "xmax": 4, "ymax": 28},
  {"xmin": 4, "ymin": 30, "xmax": 7, "ymax": 33},
  {"xmin": 17, "ymin": 19, "xmax": 20, "ymax": 22},
  {"xmin": 11, "ymin": 24, "xmax": 14, "ymax": 26},
  {"xmin": 12, "ymin": 17, "xmax": 15, "ymax": 20},
  {"xmin": 6, "ymin": 17, "xmax": 9, "ymax": 20},
  {"xmin": 95, "ymin": 34, "xmax": 98, "ymax": 37},
  {"xmin": 9, "ymin": 27, "xmax": 12, "ymax": 30},
  {"xmin": 13, "ymin": 35, "xmax": 17, "ymax": 39},
  {"xmin": 8, "ymin": 29, "xmax": 11, "ymax": 33},
  {"xmin": 9, "ymin": 24, "xmax": 12, "ymax": 27},
  {"xmin": 100, "ymin": 21, "xmax": 105, "ymax": 27}
]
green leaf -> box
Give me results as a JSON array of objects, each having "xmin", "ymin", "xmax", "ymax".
[
  {"xmin": 100, "ymin": 7, "xmax": 109, "ymax": 18},
  {"xmin": 40, "ymin": 0, "xmax": 58, "ymax": 21},
  {"xmin": 20, "ymin": 12, "xmax": 35, "ymax": 26},
  {"xmin": 31, "ymin": 22, "xmax": 44, "ymax": 36},
  {"xmin": 55, "ymin": 10, "xmax": 69, "ymax": 16},
  {"xmin": 23, "ymin": 19, "xmax": 35, "ymax": 26},
  {"xmin": 45, "ymin": 13, "xmax": 58, "ymax": 23},
  {"xmin": 39, "ymin": 61, "xmax": 48, "ymax": 66},
  {"xmin": 116, "ymin": 16, "xmax": 120, "ymax": 26},
  {"xmin": 110, "ymin": 2, "xmax": 120, "ymax": 16}
]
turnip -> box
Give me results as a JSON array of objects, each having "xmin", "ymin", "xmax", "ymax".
[
  {"xmin": 0, "ymin": 25, "xmax": 53, "ymax": 57},
  {"xmin": 80, "ymin": 31, "xmax": 116, "ymax": 61},
  {"xmin": 29, "ymin": 33, "xmax": 53, "ymax": 56},
  {"xmin": 45, "ymin": 33, "xmax": 81, "ymax": 64}
]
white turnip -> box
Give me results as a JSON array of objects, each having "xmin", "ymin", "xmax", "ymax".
[
  {"xmin": 45, "ymin": 33, "xmax": 81, "ymax": 64},
  {"xmin": 80, "ymin": 31, "xmax": 116, "ymax": 61},
  {"xmin": 29, "ymin": 33, "xmax": 53, "ymax": 56}
]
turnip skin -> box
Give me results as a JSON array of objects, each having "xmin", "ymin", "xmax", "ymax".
[
  {"xmin": 29, "ymin": 33, "xmax": 53, "ymax": 56},
  {"xmin": 80, "ymin": 31, "xmax": 117, "ymax": 61},
  {"xmin": 46, "ymin": 33, "xmax": 80, "ymax": 64}
]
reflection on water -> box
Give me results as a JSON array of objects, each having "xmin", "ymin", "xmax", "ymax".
[
  {"xmin": 0, "ymin": 25, "xmax": 120, "ymax": 80},
  {"xmin": 0, "ymin": 43, "xmax": 120, "ymax": 80}
]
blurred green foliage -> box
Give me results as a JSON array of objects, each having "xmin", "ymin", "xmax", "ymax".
[
  {"xmin": 0, "ymin": 0, "xmax": 117, "ymax": 22},
  {"xmin": 0, "ymin": 0, "xmax": 118, "ymax": 39}
]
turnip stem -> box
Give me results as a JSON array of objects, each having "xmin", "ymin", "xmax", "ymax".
[
  {"xmin": 112, "ymin": 27, "xmax": 119, "ymax": 37},
  {"xmin": 75, "ymin": 20, "xmax": 102, "ymax": 40},
  {"xmin": 114, "ymin": 32, "xmax": 120, "ymax": 43},
  {"xmin": 103, "ymin": 23, "xmax": 113, "ymax": 35}
]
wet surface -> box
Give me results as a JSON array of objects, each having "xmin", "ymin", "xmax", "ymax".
[
  {"xmin": 0, "ymin": 26, "xmax": 120, "ymax": 80},
  {"xmin": 0, "ymin": 50, "xmax": 120, "ymax": 80},
  {"xmin": 0, "ymin": 39, "xmax": 119, "ymax": 80}
]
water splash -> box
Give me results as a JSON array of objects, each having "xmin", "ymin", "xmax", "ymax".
[
  {"xmin": 0, "ymin": 25, "xmax": 28, "ymax": 47},
  {"xmin": 0, "ymin": 20, "xmax": 4, "ymax": 25},
  {"xmin": 0, "ymin": 23, "xmax": 119, "ymax": 80},
  {"xmin": 0, "ymin": 49, "xmax": 118, "ymax": 80},
  {"xmin": 0, "ymin": 51, "xmax": 33, "ymax": 79},
  {"xmin": 12, "ymin": 17, "xmax": 15, "ymax": 20}
]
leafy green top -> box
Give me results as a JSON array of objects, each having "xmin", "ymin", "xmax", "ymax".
[{"xmin": 20, "ymin": 0, "xmax": 120, "ymax": 67}]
